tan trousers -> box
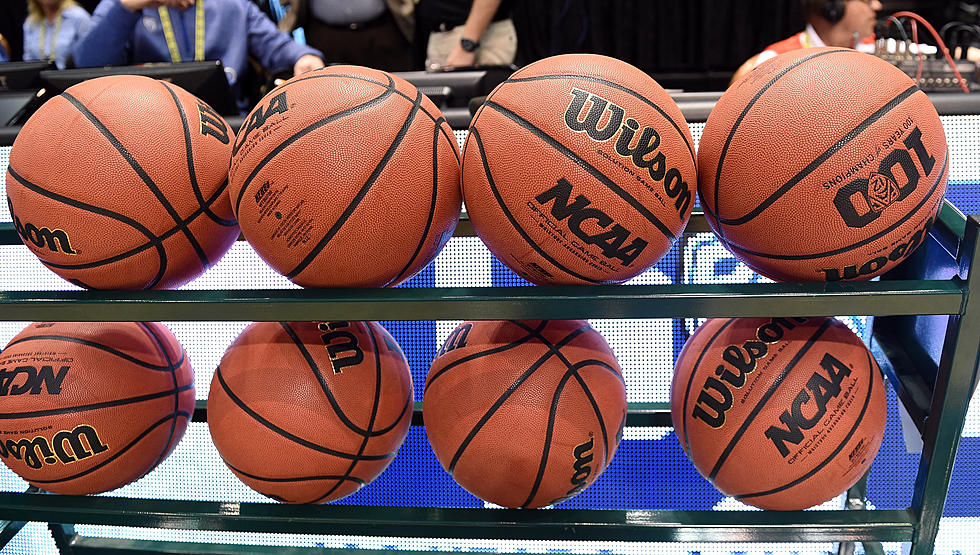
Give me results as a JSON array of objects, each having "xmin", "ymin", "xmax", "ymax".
[{"xmin": 425, "ymin": 18, "xmax": 517, "ymax": 70}]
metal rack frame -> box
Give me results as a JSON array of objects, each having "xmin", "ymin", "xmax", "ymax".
[{"xmin": 0, "ymin": 202, "xmax": 976, "ymax": 554}]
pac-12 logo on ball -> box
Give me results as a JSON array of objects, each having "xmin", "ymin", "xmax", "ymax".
[{"xmin": 833, "ymin": 126, "xmax": 935, "ymax": 228}]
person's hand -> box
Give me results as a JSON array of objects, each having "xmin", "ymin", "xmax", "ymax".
[
  {"xmin": 120, "ymin": 0, "xmax": 195, "ymax": 11},
  {"xmin": 293, "ymin": 54, "xmax": 325, "ymax": 75},
  {"xmin": 443, "ymin": 43, "xmax": 476, "ymax": 69}
]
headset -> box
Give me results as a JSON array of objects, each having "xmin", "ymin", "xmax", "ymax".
[{"xmin": 821, "ymin": 0, "xmax": 846, "ymax": 23}]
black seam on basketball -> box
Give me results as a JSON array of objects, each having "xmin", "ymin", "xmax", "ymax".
[
  {"xmin": 137, "ymin": 322, "xmax": 182, "ymax": 478},
  {"xmin": 485, "ymin": 100, "xmax": 678, "ymax": 242},
  {"xmin": 285, "ymin": 322, "xmax": 410, "ymax": 437},
  {"xmin": 279, "ymin": 323, "xmax": 380, "ymax": 437},
  {"xmin": 68, "ymin": 278, "xmax": 95, "ymax": 289},
  {"xmin": 214, "ymin": 365, "xmax": 395, "ymax": 461},
  {"xmin": 710, "ymin": 48, "xmax": 852, "ymax": 240},
  {"xmin": 4, "ymin": 333, "xmax": 186, "ymax": 372},
  {"xmin": 424, "ymin": 321, "xmax": 549, "ymax": 394},
  {"xmin": 61, "ymin": 91, "xmax": 211, "ymax": 269},
  {"xmin": 41, "ymin": 186, "xmax": 232, "ymax": 271},
  {"xmin": 389, "ymin": 101, "xmax": 444, "ymax": 286},
  {"xmin": 160, "ymin": 81, "xmax": 237, "ymax": 227},
  {"xmin": 468, "ymin": 127, "xmax": 605, "ymax": 284},
  {"xmin": 285, "ymin": 87, "xmax": 424, "ymax": 279},
  {"xmin": 512, "ymin": 321, "xmax": 617, "ymax": 505},
  {"xmin": 446, "ymin": 325, "xmax": 590, "ymax": 475},
  {"xmin": 706, "ymin": 318, "xmax": 835, "ymax": 481},
  {"xmin": 25, "ymin": 411, "xmax": 190, "ymax": 484},
  {"xmin": 0, "ymin": 384, "xmax": 193, "ymax": 419},
  {"xmin": 735, "ymin": 347, "xmax": 878, "ymax": 500},
  {"xmin": 680, "ymin": 319, "xmax": 736, "ymax": 454},
  {"xmin": 438, "ymin": 118, "xmax": 461, "ymax": 165},
  {"xmin": 223, "ymin": 458, "xmax": 365, "ymax": 485},
  {"xmin": 521, "ymin": 366, "xmax": 576, "ymax": 508},
  {"xmin": 726, "ymin": 151, "xmax": 948, "ymax": 261},
  {"xmin": 309, "ymin": 323, "xmax": 387, "ymax": 503},
  {"xmin": 6, "ymin": 166, "xmax": 167, "ymax": 286},
  {"xmin": 570, "ymin": 361, "xmax": 617, "ymax": 447},
  {"xmin": 209, "ymin": 179, "xmax": 238, "ymax": 227},
  {"xmin": 569, "ymin": 361, "xmax": 615, "ymax": 457},
  {"xmin": 271, "ymin": 71, "xmax": 446, "ymax": 126},
  {"xmin": 233, "ymin": 84, "xmax": 396, "ymax": 216},
  {"xmin": 719, "ymin": 84, "xmax": 921, "ymax": 227},
  {"xmin": 501, "ymin": 74, "xmax": 697, "ymax": 165}
]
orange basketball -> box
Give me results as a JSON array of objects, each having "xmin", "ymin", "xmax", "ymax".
[
  {"xmin": 697, "ymin": 47, "xmax": 948, "ymax": 282},
  {"xmin": 671, "ymin": 317, "xmax": 886, "ymax": 510},
  {"xmin": 461, "ymin": 53, "xmax": 696, "ymax": 285},
  {"xmin": 423, "ymin": 320, "xmax": 627, "ymax": 508},
  {"xmin": 227, "ymin": 66, "xmax": 462, "ymax": 288},
  {"xmin": 4, "ymin": 75, "xmax": 239, "ymax": 289},
  {"xmin": 208, "ymin": 321, "xmax": 413, "ymax": 504},
  {"xmin": 0, "ymin": 321, "xmax": 194, "ymax": 495}
]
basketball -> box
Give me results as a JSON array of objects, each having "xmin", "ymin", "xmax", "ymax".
[
  {"xmin": 461, "ymin": 53, "xmax": 696, "ymax": 285},
  {"xmin": 423, "ymin": 320, "xmax": 627, "ymax": 508},
  {"xmin": 227, "ymin": 65, "xmax": 462, "ymax": 288},
  {"xmin": 0, "ymin": 321, "xmax": 194, "ymax": 495},
  {"xmin": 671, "ymin": 317, "xmax": 887, "ymax": 510},
  {"xmin": 4, "ymin": 75, "xmax": 239, "ymax": 289},
  {"xmin": 208, "ymin": 321, "xmax": 413, "ymax": 504},
  {"xmin": 697, "ymin": 47, "xmax": 948, "ymax": 282}
]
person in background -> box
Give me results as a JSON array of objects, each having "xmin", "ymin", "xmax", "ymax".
[
  {"xmin": 23, "ymin": 0, "xmax": 93, "ymax": 69},
  {"xmin": 415, "ymin": 0, "xmax": 516, "ymax": 71},
  {"xmin": 0, "ymin": 34, "xmax": 9, "ymax": 62},
  {"xmin": 730, "ymin": 0, "xmax": 883, "ymax": 85},
  {"xmin": 279, "ymin": 0, "xmax": 414, "ymax": 71},
  {"xmin": 73, "ymin": 0, "xmax": 324, "ymax": 107}
]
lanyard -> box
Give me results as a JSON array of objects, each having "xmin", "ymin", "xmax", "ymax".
[
  {"xmin": 38, "ymin": 13, "xmax": 63, "ymax": 62},
  {"xmin": 159, "ymin": 0, "xmax": 205, "ymax": 63}
]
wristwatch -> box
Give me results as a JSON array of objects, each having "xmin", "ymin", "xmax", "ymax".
[{"xmin": 460, "ymin": 37, "xmax": 480, "ymax": 52}]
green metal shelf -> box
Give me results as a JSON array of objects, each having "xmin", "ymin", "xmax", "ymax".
[
  {"xmin": 0, "ymin": 493, "xmax": 918, "ymax": 543},
  {"xmin": 0, "ymin": 280, "xmax": 967, "ymax": 322}
]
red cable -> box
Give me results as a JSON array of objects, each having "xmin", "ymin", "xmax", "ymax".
[
  {"xmin": 886, "ymin": 10, "xmax": 970, "ymax": 93},
  {"xmin": 911, "ymin": 20, "xmax": 923, "ymax": 83}
]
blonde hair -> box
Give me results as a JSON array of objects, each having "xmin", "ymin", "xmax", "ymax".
[{"xmin": 27, "ymin": 0, "xmax": 82, "ymax": 24}]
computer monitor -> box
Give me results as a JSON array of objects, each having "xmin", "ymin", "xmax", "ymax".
[
  {"xmin": 0, "ymin": 61, "xmax": 56, "ymax": 91},
  {"xmin": 394, "ymin": 67, "xmax": 513, "ymax": 108},
  {"xmin": 38, "ymin": 60, "xmax": 239, "ymax": 116},
  {"xmin": 0, "ymin": 90, "xmax": 46, "ymax": 126}
]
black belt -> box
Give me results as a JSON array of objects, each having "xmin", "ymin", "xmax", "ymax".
[{"xmin": 323, "ymin": 10, "xmax": 390, "ymax": 31}]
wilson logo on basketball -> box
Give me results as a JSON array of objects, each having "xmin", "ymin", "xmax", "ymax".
[
  {"xmin": 564, "ymin": 88, "xmax": 692, "ymax": 214},
  {"xmin": 318, "ymin": 322, "xmax": 364, "ymax": 374},
  {"xmin": 542, "ymin": 435, "xmax": 597, "ymax": 506},
  {"xmin": 764, "ymin": 352, "xmax": 852, "ymax": 458},
  {"xmin": 7, "ymin": 198, "xmax": 76, "ymax": 255},
  {"xmin": 833, "ymin": 126, "xmax": 936, "ymax": 229},
  {"xmin": 534, "ymin": 178, "xmax": 648, "ymax": 266},
  {"xmin": 436, "ymin": 323, "xmax": 472, "ymax": 358},
  {"xmin": 233, "ymin": 90, "xmax": 289, "ymax": 157},
  {"xmin": 197, "ymin": 101, "xmax": 230, "ymax": 145},
  {"xmin": 819, "ymin": 213, "xmax": 934, "ymax": 281},
  {"xmin": 692, "ymin": 318, "xmax": 808, "ymax": 429},
  {"xmin": 0, "ymin": 425, "xmax": 108, "ymax": 469},
  {"xmin": 566, "ymin": 435, "xmax": 595, "ymax": 497},
  {"xmin": 0, "ymin": 365, "xmax": 69, "ymax": 395}
]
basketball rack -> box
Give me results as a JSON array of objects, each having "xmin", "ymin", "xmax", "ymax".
[{"xmin": 0, "ymin": 200, "xmax": 976, "ymax": 555}]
